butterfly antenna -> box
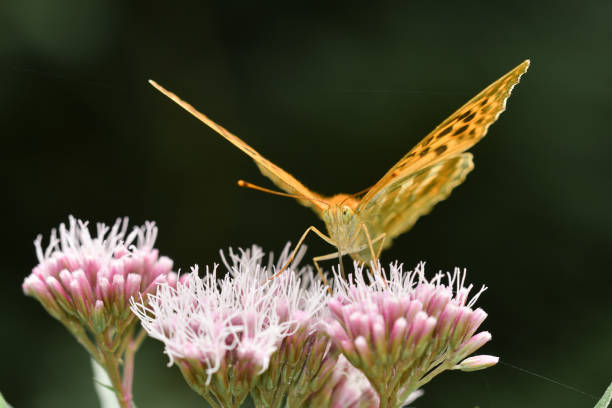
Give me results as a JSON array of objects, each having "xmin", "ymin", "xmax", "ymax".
[
  {"xmin": 237, "ymin": 180, "xmax": 329, "ymax": 207},
  {"xmin": 338, "ymin": 186, "xmax": 372, "ymax": 206},
  {"xmin": 350, "ymin": 186, "xmax": 372, "ymax": 197}
]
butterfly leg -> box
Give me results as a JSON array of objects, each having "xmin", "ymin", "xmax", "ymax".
[
  {"xmin": 312, "ymin": 251, "xmax": 344, "ymax": 295},
  {"xmin": 375, "ymin": 233, "xmax": 386, "ymax": 260},
  {"xmin": 352, "ymin": 223, "xmax": 387, "ymax": 285},
  {"xmin": 271, "ymin": 226, "xmax": 336, "ymax": 280}
]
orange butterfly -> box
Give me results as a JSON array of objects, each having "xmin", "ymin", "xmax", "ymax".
[{"xmin": 150, "ymin": 60, "xmax": 529, "ymax": 287}]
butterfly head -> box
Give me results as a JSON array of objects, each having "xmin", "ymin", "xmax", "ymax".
[
  {"xmin": 322, "ymin": 194, "xmax": 356, "ymax": 223},
  {"xmin": 322, "ymin": 200, "xmax": 360, "ymax": 252},
  {"xmin": 323, "ymin": 203, "xmax": 355, "ymax": 227},
  {"xmin": 339, "ymin": 205, "xmax": 355, "ymax": 224}
]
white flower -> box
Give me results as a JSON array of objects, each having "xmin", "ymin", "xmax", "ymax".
[{"xmin": 131, "ymin": 244, "xmax": 330, "ymax": 407}]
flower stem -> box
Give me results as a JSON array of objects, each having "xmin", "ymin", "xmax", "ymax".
[
  {"xmin": 95, "ymin": 328, "xmax": 146, "ymax": 408},
  {"xmin": 66, "ymin": 320, "xmax": 102, "ymax": 360},
  {"xmin": 101, "ymin": 349, "xmax": 130, "ymax": 408},
  {"xmin": 416, "ymin": 360, "xmax": 451, "ymax": 389},
  {"xmin": 122, "ymin": 328, "xmax": 147, "ymax": 395},
  {"xmin": 121, "ymin": 332, "xmax": 143, "ymax": 408},
  {"xmin": 377, "ymin": 383, "xmax": 399, "ymax": 408}
]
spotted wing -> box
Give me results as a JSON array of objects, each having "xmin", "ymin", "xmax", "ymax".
[
  {"xmin": 149, "ymin": 80, "xmax": 328, "ymax": 214},
  {"xmin": 358, "ymin": 154, "xmax": 474, "ymax": 253},
  {"xmin": 359, "ymin": 59, "xmax": 529, "ymax": 207}
]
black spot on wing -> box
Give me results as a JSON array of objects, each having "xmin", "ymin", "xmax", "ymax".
[
  {"xmin": 462, "ymin": 112, "xmax": 476, "ymax": 122},
  {"xmin": 419, "ymin": 147, "xmax": 430, "ymax": 157},
  {"xmin": 457, "ymin": 110, "xmax": 472, "ymax": 121},
  {"xmin": 437, "ymin": 126, "xmax": 453, "ymax": 139},
  {"xmin": 434, "ymin": 145, "xmax": 448, "ymax": 155},
  {"xmin": 453, "ymin": 125, "xmax": 469, "ymax": 136}
]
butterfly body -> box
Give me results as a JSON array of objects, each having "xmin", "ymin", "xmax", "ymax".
[
  {"xmin": 319, "ymin": 150, "xmax": 475, "ymax": 263},
  {"xmin": 149, "ymin": 59, "xmax": 529, "ymax": 275}
]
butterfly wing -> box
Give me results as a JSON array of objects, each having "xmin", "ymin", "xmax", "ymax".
[
  {"xmin": 149, "ymin": 80, "xmax": 328, "ymax": 214},
  {"xmin": 355, "ymin": 154, "xmax": 474, "ymax": 257},
  {"xmin": 359, "ymin": 59, "xmax": 529, "ymax": 206}
]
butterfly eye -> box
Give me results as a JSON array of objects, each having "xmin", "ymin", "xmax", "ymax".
[{"xmin": 341, "ymin": 206, "xmax": 353, "ymax": 223}]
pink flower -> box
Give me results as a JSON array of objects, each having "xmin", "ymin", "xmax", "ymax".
[
  {"xmin": 23, "ymin": 216, "xmax": 175, "ymax": 337},
  {"xmin": 22, "ymin": 216, "xmax": 176, "ymax": 408},
  {"xmin": 454, "ymin": 354, "xmax": 499, "ymax": 372},
  {"xmin": 326, "ymin": 261, "xmax": 495, "ymax": 408}
]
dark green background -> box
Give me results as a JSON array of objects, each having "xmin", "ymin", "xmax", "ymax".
[{"xmin": 2, "ymin": 1, "xmax": 611, "ymax": 407}]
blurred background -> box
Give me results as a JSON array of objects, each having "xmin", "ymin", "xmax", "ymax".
[{"xmin": 2, "ymin": 1, "xmax": 611, "ymax": 407}]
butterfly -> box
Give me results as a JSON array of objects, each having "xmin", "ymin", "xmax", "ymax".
[{"xmin": 149, "ymin": 59, "xmax": 529, "ymax": 287}]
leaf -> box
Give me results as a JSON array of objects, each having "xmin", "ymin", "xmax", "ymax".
[
  {"xmin": 93, "ymin": 379, "xmax": 118, "ymax": 393},
  {"xmin": 0, "ymin": 391, "xmax": 13, "ymax": 408},
  {"xmin": 91, "ymin": 358, "xmax": 121, "ymax": 408},
  {"xmin": 594, "ymin": 380, "xmax": 612, "ymax": 408}
]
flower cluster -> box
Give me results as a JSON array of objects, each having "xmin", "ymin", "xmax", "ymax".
[
  {"xmin": 131, "ymin": 244, "xmax": 333, "ymax": 408},
  {"xmin": 326, "ymin": 261, "xmax": 495, "ymax": 408},
  {"xmin": 22, "ymin": 216, "xmax": 176, "ymax": 408},
  {"xmin": 24, "ymin": 215, "xmax": 497, "ymax": 408}
]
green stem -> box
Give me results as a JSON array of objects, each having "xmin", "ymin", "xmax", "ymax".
[
  {"xmin": 199, "ymin": 390, "xmax": 222, "ymax": 408},
  {"xmin": 269, "ymin": 382, "xmax": 288, "ymax": 408},
  {"xmin": 94, "ymin": 328, "xmax": 143, "ymax": 408},
  {"xmin": 416, "ymin": 361, "xmax": 451, "ymax": 389},
  {"xmin": 66, "ymin": 321, "xmax": 102, "ymax": 361},
  {"xmin": 368, "ymin": 365, "xmax": 394, "ymax": 408},
  {"xmin": 101, "ymin": 349, "xmax": 129, "ymax": 408},
  {"xmin": 132, "ymin": 328, "xmax": 148, "ymax": 349}
]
